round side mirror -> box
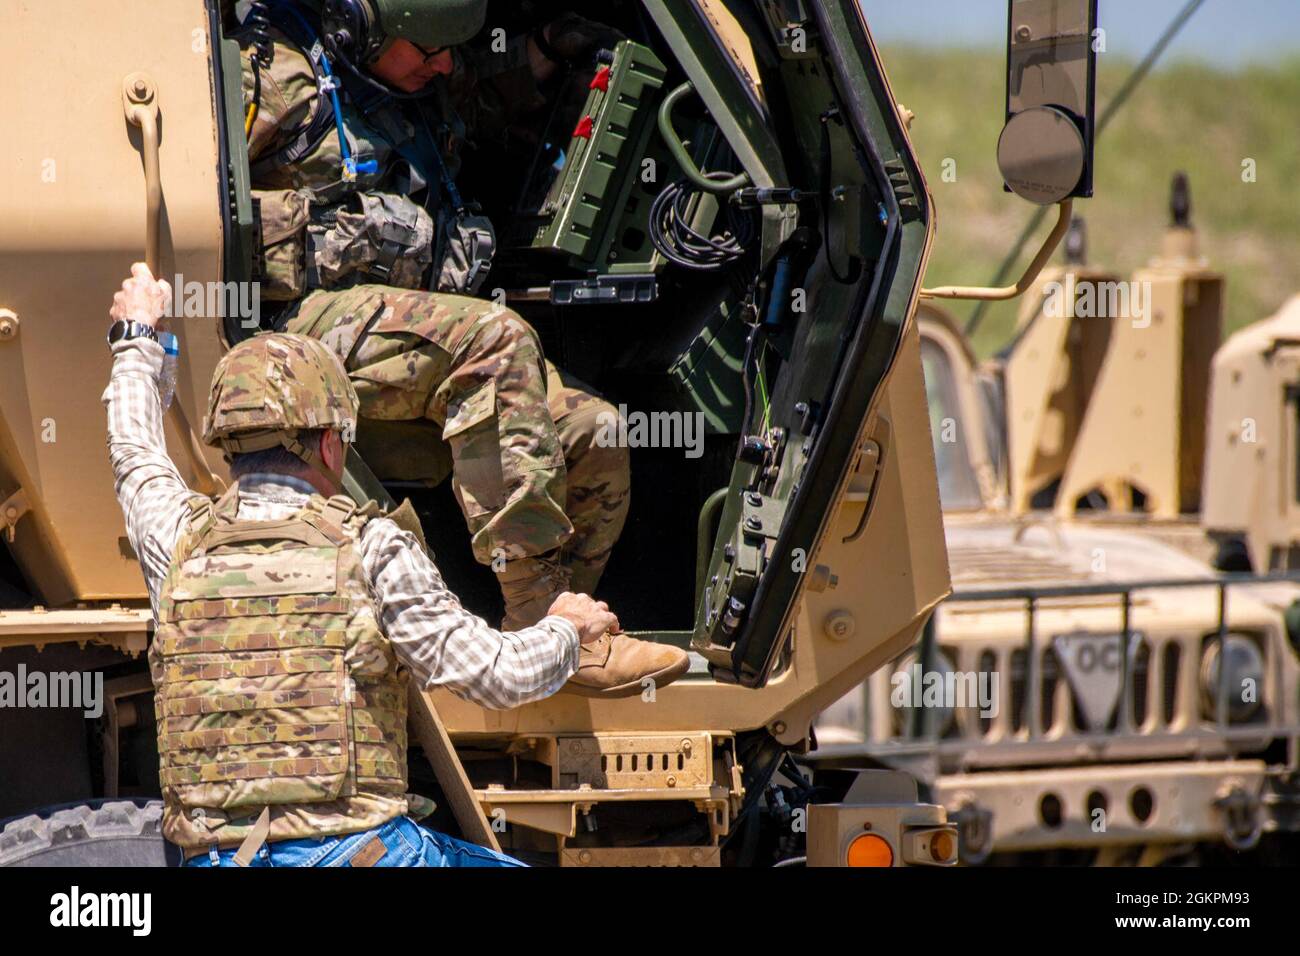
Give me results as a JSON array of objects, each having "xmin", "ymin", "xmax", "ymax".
[{"xmin": 997, "ymin": 105, "xmax": 1086, "ymax": 205}]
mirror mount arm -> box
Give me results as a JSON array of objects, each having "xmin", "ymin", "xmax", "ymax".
[{"xmin": 919, "ymin": 199, "xmax": 1072, "ymax": 301}]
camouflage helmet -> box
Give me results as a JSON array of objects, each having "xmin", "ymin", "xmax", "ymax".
[{"xmin": 204, "ymin": 333, "xmax": 358, "ymax": 465}]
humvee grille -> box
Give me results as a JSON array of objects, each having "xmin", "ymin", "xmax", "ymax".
[{"xmin": 887, "ymin": 573, "xmax": 1300, "ymax": 767}]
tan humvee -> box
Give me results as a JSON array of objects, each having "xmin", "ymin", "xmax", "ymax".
[{"xmin": 816, "ymin": 184, "xmax": 1300, "ymax": 865}]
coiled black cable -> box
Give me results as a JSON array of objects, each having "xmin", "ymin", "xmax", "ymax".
[
  {"xmin": 246, "ymin": 0, "xmax": 275, "ymax": 64},
  {"xmin": 649, "ymin": 176, "xmax": 755, "ymax": 271},
  {"xmin": 242, "ymin": 1, "xmax": 275, "ymax": 137}
]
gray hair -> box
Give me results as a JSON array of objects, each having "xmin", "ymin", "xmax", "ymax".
[{"xmin": 228, "ymin": 428, "xmax": 326, "ymax": 479}]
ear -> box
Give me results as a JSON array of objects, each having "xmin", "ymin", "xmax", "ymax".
[{"xmin": 320, "ymin": 430, "xmax": 345, "ymax": 476}]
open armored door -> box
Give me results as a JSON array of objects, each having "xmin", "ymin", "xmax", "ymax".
[{"xmin": 636, "ymin": 0, "xmax": 944, "ymax": 687}]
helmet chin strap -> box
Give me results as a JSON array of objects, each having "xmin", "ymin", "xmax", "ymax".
[
  {"xmin": 220, "ymin": 428, "xmax": 347, "ymax": 492},
  {"xmin": 280, "ymin": 432, "xmax": 347, "ymax": 491}
]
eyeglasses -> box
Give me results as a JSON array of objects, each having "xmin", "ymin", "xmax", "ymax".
[{"xmin": 413, "ymin": 42, "xmax": 449, "ymax": 64}]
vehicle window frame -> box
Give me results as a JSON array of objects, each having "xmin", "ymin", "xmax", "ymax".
[{"xmin": 917, "ymin": 314, "xmax": 1000, "ymax": 512}]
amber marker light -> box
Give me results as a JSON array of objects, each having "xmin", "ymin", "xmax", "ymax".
[
  {"xmin": 846, "ymin": 833, "xmax": 894, "ymax": 867},
  {"xmin": 928, "ymin": 829, "xmax": 957, "ymax": 863}
]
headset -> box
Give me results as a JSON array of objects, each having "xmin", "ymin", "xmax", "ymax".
[
  {"xmin": 314, "ymin": 0, "xmax": 437, "ymax": 101},
  {"xmin": 320, "ymin": 0, "xmax": 385, "ymax": 65}
]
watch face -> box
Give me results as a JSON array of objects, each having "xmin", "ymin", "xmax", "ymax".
[{"xmin": 107, "ymin": 320, "xmax": 156, "ymax": 345}]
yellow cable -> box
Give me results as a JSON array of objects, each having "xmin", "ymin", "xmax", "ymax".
[
  {"xmin": 756, "ymin": 341, "xmax": 772, "ymax": 433},
  {"xmin": 245, "ymin": 101, "xmax": 258, "ymax": 138}
]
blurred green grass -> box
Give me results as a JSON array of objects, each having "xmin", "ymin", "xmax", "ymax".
[{"xmin": 877, "ymin": 46, "xmax": 1300, "ymax": 357}]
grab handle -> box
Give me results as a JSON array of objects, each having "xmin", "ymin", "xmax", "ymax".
[
  {"xmin": 123, "ymin": 73, "xmax": 224, "ymax": 496},
  {"xmin": 657, "ymin": 82, "xmax": 750, "ymax": 195}
]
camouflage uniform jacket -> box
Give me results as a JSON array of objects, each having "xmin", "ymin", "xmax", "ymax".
[{"xmin": 240, "ymin": 22, "xmax": 543, "ymax": 300}]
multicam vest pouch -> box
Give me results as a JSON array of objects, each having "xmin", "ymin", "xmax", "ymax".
[
  {"xmin": 255, "ymin": 188, "xmax": 313, "ymax": 301},
  {"xmin": 436, "ymin": 207, "xmax": 496, "ymax": 297},
  {"xmin": 151, "ymin": 489, "xmax": 410, "ymax": 848},
  {"xmin": 307, "ymin": 191, "xmax": 435, "ymax": 292}
]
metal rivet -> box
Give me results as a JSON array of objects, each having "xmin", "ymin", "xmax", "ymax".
[
  {"xmin": 824, "ymin": 610, "xmax": 855, "ymax": 641},
  {"xmin": 0, "ymin": 309, "xmax": 18, "ymax": 341}
]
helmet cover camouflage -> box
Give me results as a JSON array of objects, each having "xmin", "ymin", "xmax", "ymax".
[{"xmin": 203, "ymin": 332, "xmax": 359, "ymax": 451}]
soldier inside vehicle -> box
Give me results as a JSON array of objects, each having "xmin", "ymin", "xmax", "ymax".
[{"xmin": 221, "ymin": 0, "xmax": 820, "ymax": 650}]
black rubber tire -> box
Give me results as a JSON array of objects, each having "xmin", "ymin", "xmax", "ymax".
[{"xmin": 0, "ymin": 800, "xmax": 176, "ymax": 867}]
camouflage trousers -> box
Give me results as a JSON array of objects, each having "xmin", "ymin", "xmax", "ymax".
[{"xmin": 285, "ymin": 285, "xmax": 629, "ymax": 593}]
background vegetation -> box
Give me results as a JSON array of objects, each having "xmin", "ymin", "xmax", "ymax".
[{"xmin": 878, "ymin": 46, "xmax": 1300, "ymax": 356}]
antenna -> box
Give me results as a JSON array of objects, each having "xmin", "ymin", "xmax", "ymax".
[
  {"xmin": 1064, "ymin": 215, "xmax": 1088, "ymax": 266},
  {"xmin": 1170, "ymin": 172, "xmax": 1192, "ymax": 229}
]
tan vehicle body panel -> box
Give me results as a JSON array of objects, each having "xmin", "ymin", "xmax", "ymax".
[
  {"xmin": 1003, "ymin": 263, "xmax": 1118, "ymax": 513},
  {"xmin": 0, "ymin": 0, "xmax": 230, "ymax": 605},
  {"xmin": 1203, "ymin": 294, "xmax": 1300, "ymax": 572},
  {"xmin": 0, "ymin": 606, "xmax": 152, "ymax": 655},
  {"xmin": 935, "ymin": 761, "xmax": 1269, "ymax": 853},
  {"xmin": 1056, "ymin": 227, "xmax": 1223, "ymax": 519}
]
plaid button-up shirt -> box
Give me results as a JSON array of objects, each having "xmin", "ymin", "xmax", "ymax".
[{"xmin": 103, "ymin": 337, "xmax": 579, "ymax": 710}]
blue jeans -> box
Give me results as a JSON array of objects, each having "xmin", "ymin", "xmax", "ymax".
[{"xmin": 184, "ymin": 815, "xmax": 524, "ymax": 868}]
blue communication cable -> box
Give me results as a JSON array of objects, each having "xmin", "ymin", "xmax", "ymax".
[{"xmin": 271, "ymin": 1, "xmax": 378, "ymax": 180}]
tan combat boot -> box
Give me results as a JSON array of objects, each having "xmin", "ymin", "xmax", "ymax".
[
  {"xmin": 499, "ymin": 550, "xmax": 572, "ymax": 632},
  {"xmin": 560, "ymin": 632, "xmax": 690, "ymax": 698},
  {"xmin": 498, "ymin": 553, "xmax": 690, "ymax": 699}
]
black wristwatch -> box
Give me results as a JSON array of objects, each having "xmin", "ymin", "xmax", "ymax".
[{"xmin": 107, "ymin": 319, "xmax": 159, "ymax": 347}]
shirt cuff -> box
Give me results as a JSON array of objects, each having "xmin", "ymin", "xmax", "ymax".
[
  {"xmin": 536, "ymin": 615, "xmax": 582, "ymax": 671},
  {"xmin": 111, "ymin": 337, "xmax": 165, "ymax": 377}
]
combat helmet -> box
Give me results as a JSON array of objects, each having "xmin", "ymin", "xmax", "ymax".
[
  {"xmin": 204, "ymin": 333, "xmax": 359, "ymax": 481},
  {"xmin": 319, "ymin": 0, "xmax": 487, "ymax": 62}
]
